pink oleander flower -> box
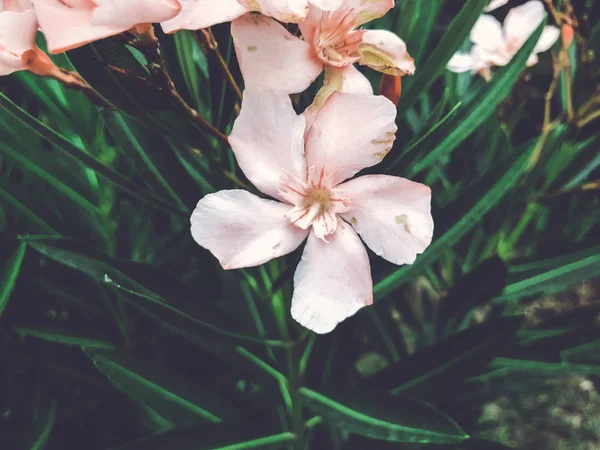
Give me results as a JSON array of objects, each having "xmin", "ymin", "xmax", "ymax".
[
  {"xmin": 190, "ymin": 88, "xmax": 433, "ymax": 333},
  {"xmin": 447, "ymin": 0, "xmax": 559, "ymax": 80},
  {"xmin": 31, "ymin": 0, "xmax": 182, "ymax": 54},
  {"xmin": 161, "ymin": 0, "xmax": 343, "ymax": 33},
  {"xmin": 231, "ymin": 0, "xmax": 414, "ymax": 99},
  {"xmin": 484, "ymin": 0, "xmax": 508, "ymax": 12},
  {"xmin": 0, "ymin": 1, "xmax": 59, "ymax": 76}
]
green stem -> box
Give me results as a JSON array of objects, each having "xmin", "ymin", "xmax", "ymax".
[{"xmin": 287, "ymin": 341, "xmax": 305, "ymax": 450}]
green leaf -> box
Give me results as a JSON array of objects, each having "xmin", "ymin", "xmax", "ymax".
[
  {"xmin": 0, "ymin": 91, "xmax": 188, "ymax": 217},
  {"xmin": 497, "ymin": 244, "xmax": 600, "ymax": 303},
  {"xmin": 27, "ymin": 399, "xmax": 56, "ymax": 450},
  {"xmin": 0, "ymin": 187, "xmax": 57, "ymax": 234},
  {"xmin": 436, "ymin": 256, "xmax": 509, "ymax": 337},
  {"xmin": 398, "ymin": 0, "xmax": 488, "ymax": 115},
  {"xmin": 375, "ymin": 145, "xmax": 532, "ymax": 300},
  {"xmin": 359, "ymin": 317, "xmax": 523, "ymax": 397},
  {"xmin": 0, "ymin": 241, "xmax": 27, "ymax": 317},
  {"xmin": 13, "ymin": 326, "xmax": 116, "ymax": 350},
  {"xmin": 300, "ymin": 388, "xmax": 468, "ymax": 444},
  {"xmin": 109, "ymin": 424, "xmax": 295, "ymax": 450},
  {"xmin": 87, "ymin": 349, "xmax": 239, "ymax": 425},
  {"xmin": 395, "ymin": 18, "xmax": 547, "ymax": 177}
]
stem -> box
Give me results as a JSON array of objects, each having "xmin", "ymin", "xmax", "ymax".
[
  {"xmin": 286, "ymin": 341, "xmax": 305, "ymax": 450},
  {"xmin": 198, "ymin": 29, "xmax": 244, "ymax": 103}
]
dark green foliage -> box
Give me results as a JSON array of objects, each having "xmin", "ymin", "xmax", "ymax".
[{"xmin": 1, "ymin": 1, "xmax": 599, "ymax": 450}]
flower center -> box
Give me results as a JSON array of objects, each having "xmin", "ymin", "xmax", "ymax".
[
  {"xmin": 314, "ymin": 9, "xmax": 365, "ymax": 67},
  {"xmin": 279, "ymin": 168, "xmax": 351, "ymax": 241}
]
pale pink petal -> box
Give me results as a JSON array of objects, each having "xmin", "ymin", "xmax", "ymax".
[
  {"xmin": 1, "ymin": 0, "xmax": 33, "ymax": 12},
  {"xmin": 291, "ymin": 221, "xmax": 372, "ymax": 333},
  {"xmin": 338, "ymin": 175, "xmax": 433, "ymax": 265},
  {"xmin": 526, "ymin": 52, "xmax": 538, "ymax": 67},
  {"xmin": 161, "ymin": 0, "xmax": 247, "ymax": 33},
  {"xmin": 228, "ymin": 88, "xmax": 307, "ymax": 201},
  {"xmin": 447, "ymin": 52, "xmax": 477, "ymax": 73},
  {"xmin": 32, "ymin": 0, "xmax": 125, "ymax": 53},
  {"xmin": 340, "ymin": 0, "xmax": 393, "ymax": 26},
  {"xmin": 91, "ymin": 0, "xmax": 181, "ymax": 29},
  {"xmin": 190, "ymin": 190, "xmax": 308, "ymax": 270},
  {"xmin": 309, "ymin": 0, "xmax": 342, "ymax": 10},
  {"xmin": 534, "ymin": 25, "xmax": 559, "ymax": 53},
  {"xmin": 359, "ymin": 29, "xmax": 415, "ymax": 76},
  {"xmin": 0, "ymin": 9, "xmax": 37, "ymax": 75},
  {"xmin": 232, "ymin": 14, "xmax": 322, "ymax": 93},
  {"xmin": 504, "ymin": 0, "xmax": 545, "ymax": 45},
  {"xmin": 238, "ymin": 0, "xmax": 308, "ymax": 22},
  {"xmin": 302, "ymin": 65, "xmax": 372, "ymax": 138},
  {"xmin": 484, "ymin": 0, "xmax": 508, "ymax": 12},
  {"xmin": 305, "ymin": 92, "xmax": 397, "ymax": 187},
  {"xmin": 470, "ymin": 14, "xmax": 504, "ymax": 52}
]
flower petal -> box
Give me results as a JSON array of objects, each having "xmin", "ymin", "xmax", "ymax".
[
  {"xmin": 359, "ymin": 29, "xmax": 415, "ymax": 76},
  {"xmin": 231, "ymin": 13, "xmax": 323, "ymax": 93},
  {"xmin": 291, "ymin": 221, "xmax": 372, "ymax": 333},
  {"xmin": 1, "ymin": 0, "xmax": 33, "ymax": 12},
  {"xmin": 161, "ymin": 0, "xmax": 247, "ymax": 33},
  {"xmin": 470, "ymin": 14, "xmax": 504, "ymax": 52},
  {"xmin": 0, "ymin": 9, "xmax": 37, "ymax": 75},
  {"xmin": 32, "ymin": 0, "xmax": 124, "ymax": 53},
  {"xmin": 302, "ymin": 65, "xmax": 372, "ymax": 137},
  {"xmin": 305, "ymin": 92, "xmax": 397, "ymax": 186},
  {"xmin": 229, "ymin": 87, "xmax": 308, "ymax": 201},
  {"xmin": 484, "ymin": 0, "xmax": 508, "ymax": 12},
  {"xmin": 238, "ymin": 0, "xmax": 308, "ymax": 22},
  {"xmin": 338, "ymin": 175, "xmax": 433, "ymax": 265},
  {"xmin": 504, "ymin": 0, "xmax": 545, "ymax": 45},
  {"xmin": 190, "ymin": 190, "xmax": 308, "ymax": 270},
  {"xmin": 340, "ymin": 0, "xmax": 393, "ymax": 26},
  {"xmin": 447, "ymin": 52, "xmax": 477, "ymax": 73},
  {"xmin": 309, "ymin": 0, "xmax": 342, "ymax": 10},
  {"xmin": 534, "ymin": 25, "xmax": 559, "ymax": 53},
  {"xmin": 91, "ymin": 0, "xmax": 181, "ymax": 29}
]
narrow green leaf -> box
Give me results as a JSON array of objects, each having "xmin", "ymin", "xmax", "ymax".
[
  {"xmin": 497, "ymin": 245, "xmax": 600, "ymax": 303},
  {"xmin": 375, "ymin": 146, "xmax": 532, "ymax": 300},
  {"xmin": 0, "ymin": 241, "xmax": 27, "ymax": 316},
  {"xmin": 300, "ymin": 388, "xmax": 468, "ymax": 444},
  {"xmin": 109, "ymin": 423, "xmax": 295, "ymax": 450},
  {"xmin": 0, "ymin": 91, "xmax": 188, "ymax": 217},
  {"xmin": 13, "ymin": 326, "xmax": 116, "ymax": 350},
  {"xmin": 398, "ymin": 0, "xmax": 488, "ymax": 115},
  {"xmin": 359, "ymin": 317, "xmax": 523, "ymax": 397},
  {"xmin": 0, "ymin": 140, "xmax": 101, "ymax": 215},
  {"xmin": 0, "ymin": 187, "xmax": 57, "ymax": 234},
  {"xmin": 399, "ymin": 18, "xmax": 547, "ymax": 177},
  {"xmin": 87, "ymin": 350, "xmax": 238, "ymax": 425},
  {"xmin": 28, "ymin": 400, "xmax": 56, "ymax": 450}
]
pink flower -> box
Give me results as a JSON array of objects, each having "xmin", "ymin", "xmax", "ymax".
[
  {"xmin": 484, "ymin": 0, "xmax": 508, "ymax": 12},
  {"xmin": 448, "ymin": 0, "xmax": 559, "ymax": 78},
  {"xmin": 31, "ymin": 0, "xmax": 182, "ymax": 54},
  {"xmin": 1, "ymin": 0, "xmax": 33, "ymax": 12},
  {"xmin": 190, "ymin": 89, "xmax": 433, "ymax": 333},
  {"xmin": 0, "ymin": 4, "xmax": 57, "ymax": 77},
  {"xmin": 161, "ymin": 0, "xmax": 344, "ymax": 33},
  {"xmin": 231, "ymin": 0, "xmax": 414, "ymax": 97}
]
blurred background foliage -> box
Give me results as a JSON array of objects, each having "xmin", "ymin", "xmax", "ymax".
[{"xmin": 1, "ymin": 0, "xmax": 600, "ymax": 449}]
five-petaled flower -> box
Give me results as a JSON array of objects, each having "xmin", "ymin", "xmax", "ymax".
[
  {"xmin": 190, "ymin": 88, "xmax": 433, "ymax": 334},
  {"xmin": 231, "ymin": 0, "xmax": 414, "ymax": 107},
  {"xmin": 31, "ymin": 0, "xmax": 182, "ymax": 54},
  {"xmin": 447, "ymin": 0, "xmax": 559, "ymax": 80}
]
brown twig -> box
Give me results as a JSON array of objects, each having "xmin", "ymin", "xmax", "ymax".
[{"xmin": 198, "ymin": 29, "xmax": 244, "ymax": 103}]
